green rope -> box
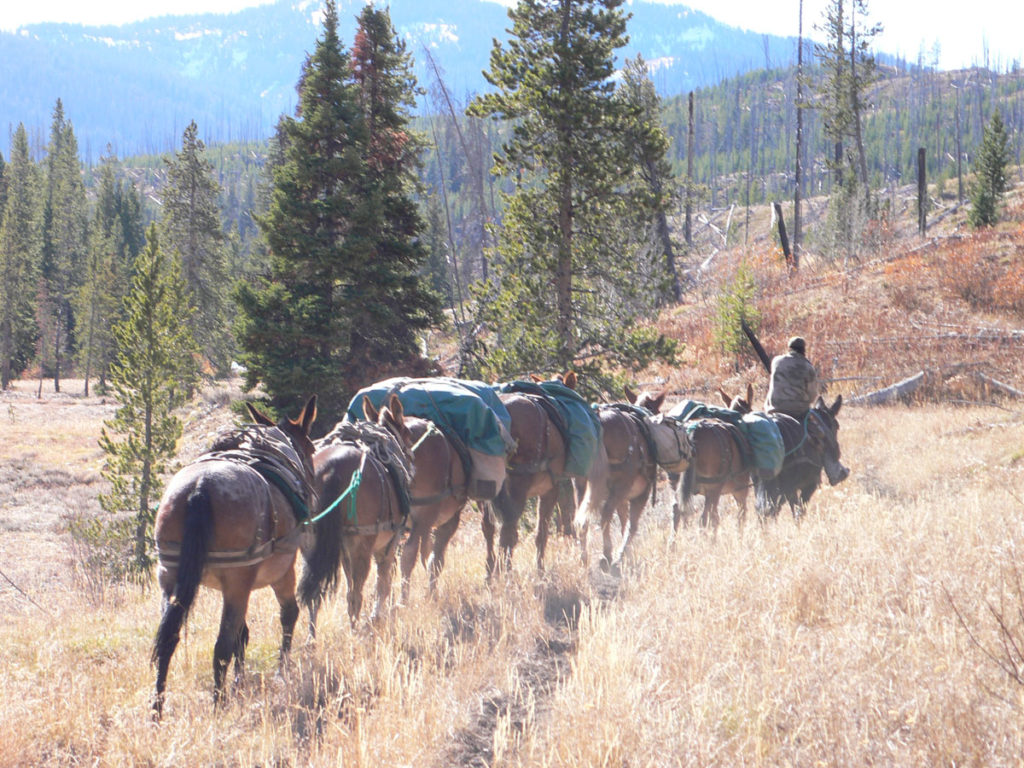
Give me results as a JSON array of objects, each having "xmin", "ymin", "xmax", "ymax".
[{"xmin": 307, "ymin": 465, "xmax": 363, "ymax": 525}]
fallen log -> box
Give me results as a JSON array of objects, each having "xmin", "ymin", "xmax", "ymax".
[
  {"xmin": 849, "ymin": 371, "xmax": 927, "ymax": 406},
  {"xmin": 975, "ymin": 373, "xmax": 1024, "ymax": 399}
]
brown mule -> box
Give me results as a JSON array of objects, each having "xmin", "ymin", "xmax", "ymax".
[
  {"xmin": 299, "ymin": 394, "xmax": 414, "ymax": 630},
  {"xmin": 574, "ymin": 388, "xmax": 660, "ymax": 576},
  {"xmin": 631, "ymin": 385, "xmax": 753, "ymax": 531},
  {"xmin": 483, "ymin": 371, "xmax": 587, "ymax": 575},
  {"xmin": 398, "ymin": 414, "xmax": 470, "ymax": 599},
  {"xmin": 151, "ymin": 395, "xmax": 318, "ymax": 717},
  {"xmin": 678, "ymin": 384, "xmax": 755, "ymax": 529}
]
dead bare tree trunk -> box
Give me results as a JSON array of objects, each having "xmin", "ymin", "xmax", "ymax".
[
  {"xmin": 773, "ymin": 201, "xmax": 792, "ymax": 265},
  {"xmin": 685, "ymin": 91, "xmax": 695, "ymax": 248},
  {"xmin": 793, "ymin": 0, "xmax": 804, "ymax": 269},
  {"xmin": 917, "ymin": 147, "xmax": 927, "ymax": 235}
]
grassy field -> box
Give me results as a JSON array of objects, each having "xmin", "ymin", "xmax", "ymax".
[{"xmin": 3, "ymin": 374, "xmax": 1024, "ymax": 766}]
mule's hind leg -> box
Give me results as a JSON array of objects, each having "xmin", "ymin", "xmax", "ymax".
[
  {"xmin": 370, "ymin": 535, "xmax": 401, "ymax": 623},
  {"xmin": 212, "ymin": 588, "xmax": 253, "ymax": 705},
  {"xmin": 426, "ymin": 508, "xmax": 462, "ymax": 593},
  {"xmin": 535, "ymin": 487, "xmax": 560, "ymax": 572},
  {"xmin": 271, "ymin": 566, "xmax": 300, "ymax": 659},
  {"xmin": 344, "ymin": 544, "xmax": 373, "ymax": 625},
  {"xmin": 612, "ymin": 495, "xmax": 646, "ymax": 575},
  {"xmin": 400, "ymin": 523, "xmax": 424, "ymax": 604},
  {"xmin": 480, "ymin": 502, "xmax": 499, "ymax": 579}
]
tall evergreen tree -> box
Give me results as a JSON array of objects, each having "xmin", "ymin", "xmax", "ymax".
[
  {"xmin": 39, "ymin": 99, "xmax": 89, "ymax": 392},
  {"xmin": 346, "ymin": 4, "xmax": 443, "ymax": 385},
  {"xmin": 99, "ymin": 224, "xmax": 199, "ymax": 575},
  {"xmin": 815, "ymin": 0, "xmax": 880, "ymax": 261},
  {"xmin": 618, "ymin": 54, "xmax": 681, "ymax": 303},
  {"xmin": 468, "ymin": 0, "xmax": 676, "ymax": 394},
  {"xmin": 969, "ymin": 111, "xmax": 1011, "ymax": 228},
  {"xmin": 236, "ymin": 0, "xmax": 441, "ymax": 421},
  {"xmin": 161, "ymin": 120, "xmax": 231, "ymax": 376},
  {"xmin": 0, "ymin": 125, "xmax": 40, "ymax": 388}
]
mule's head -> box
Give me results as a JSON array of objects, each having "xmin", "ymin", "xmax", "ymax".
[
  {"xmin": 719, "ymin": 382, "xmax": 753, "ymax": 414},
  {"xmin": 808, "ymin": 395, "xmax": 849, "ymax": 486},
  {"xmin": 247, "ymin": 395, "xmax": 318, "ymax": 463},
  {"xmin": 364, "ymin": 394, "xmax": 414, "ymax": 450},
  {"xmin": 626, "ymin": 385, "xmax": 666, "ymax": 414},
  {"xmin": 531, "ymin": 371, "xmax": 577, "ymax": 389}
]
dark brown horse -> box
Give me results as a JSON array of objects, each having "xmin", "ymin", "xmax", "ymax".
[
  {"xmin": 151, "ymin": 395, "xmax": 318, "ymax": 717},
  {"xmin": 755, "ymin": 395, "xmax": 849, "ymax": 519},
  {"xmin": 483, "ymin": 372, "xmax": 591, "ymax": 575},
  {"xmin": 298, "ymin": 394, "xmax": 414, "ymax": 630},
  {"xmin": 574, "ymin": 390, "xmax": 661, "ymax": 575}
]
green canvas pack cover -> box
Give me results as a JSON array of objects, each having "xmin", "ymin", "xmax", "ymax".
[
  {"xmin": 666, "ymin": 400, "xmax": 783, "ymax": 479},
  {"xmin": 741, "ymin": 412, "xmax": 785, "ymax": 478},
  {"xmin": 493, "ymin": 380, "xmax": 603, "ymax": 477},
  {"xmin": 346, "ymin": 377, "xmax": 514, "ymax": 457}
]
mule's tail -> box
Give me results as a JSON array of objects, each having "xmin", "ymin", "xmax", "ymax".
[
  {"xmin": 151, "ymin": 482, "xmax": 213, "ymax": 666},
  {"xmin": 298, "ymin": 487, "xmax": 344, "ymax": 610}
]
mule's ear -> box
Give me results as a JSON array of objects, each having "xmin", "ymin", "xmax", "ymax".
[
  {"xmin": 298, "ymin": 394, "xmax": 318, "ymax": 434},
  {"xmin": 362, "ymin": 395, "xmax": 380, "ymax": 423},
  {"xmin": 813, "ymin": 395, "xmax": 826, "ymax": 410},
  {"xmin": 387, "ymin": 393, "xmax": 404, "ymax": 422},
  {"xmin": 246, "ymin": 402, "xmax": 275, "ymax": 426},
  {"xmin": 624, "ymin": 384, "xmax": 637, "ymax": 403},
  {"xmin": 746, "ymin": 382, "xmax": 753, "ymax": 405},
  {"xmin": 563, "ymin": 371, "xmax": 577, "ymax": 389},
  {"xmin": 651, "ymin": 391, "xmax": 666, "ymax": 412},
  {"xmin": 830, "ymin": 394, "xmax": 843, "ymax": 417}
]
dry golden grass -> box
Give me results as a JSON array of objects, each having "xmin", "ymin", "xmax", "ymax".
[
  {"xmin": 3, "ymin": 391, "xmax": 1024, "ymax": 766},
  {"xmin": 4, "ymin": 186, "xmax": 1024, "ymax": 765}
]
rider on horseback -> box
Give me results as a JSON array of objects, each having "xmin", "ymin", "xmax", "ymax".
[{"xmin": 764, "ymin": 336, "xmax": 819, "ymax": 420}]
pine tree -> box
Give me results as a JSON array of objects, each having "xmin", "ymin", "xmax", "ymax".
[
  {"xmin": 968, "ymin": 111, "xmax": 1011, "ymax": 228},
  {"xmin": 39, "ymin": 100, "xmax": 88, "ymax": 392},
  {"xmin": 0, "ymin": 124, "xmax": 40, "ymax": 388},
  {"xmin": 346, "ymin": 4, "xmax": 443, "ymax": 388},
  {"xmin": 468, "ymin": 0, "xmax": 677, "ymax": 394},
  {"xmin": 815, "ymin": 0, "xmax": 881, "ymax": 261},
  {"xmin": 99, "ymin": 224, "xmax": 199, "ymax": 575},
  {"xmin": 618, "ymin": 54, "xmax": 681, "ymax": 303},
  {"xmin": 236, "ymin": 0, "xmax": 441, "ymax": 421},
  {"xmin": 75, "ymin": 151, "xmax": 131, "ymax": 396},
  {"xmin": 161, "ymin": 120, "xmax": 231, "ymax": 376}
]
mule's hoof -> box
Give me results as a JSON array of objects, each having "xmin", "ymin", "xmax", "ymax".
[
  {"xmin": 599, "ymin": 557, "xmax": 611, "ymax": 574},
  {"xmin": 609, "ymin": 562, "xmax": 622, "ymax": 579}
]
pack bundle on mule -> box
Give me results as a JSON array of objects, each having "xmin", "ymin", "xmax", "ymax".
[
  {"xmin": 657, "ymin": 384, "xmax": 782, "ymax": 529},
  {"xmin": 483, "ymin": 372, "xmax": 603, "ymax": 574},
  {"xmin": 346, "ymin": 377, "xmax": 514, "ymax": 500},
  {"xmin": 667, "ymin": 397, "xmax": 784, "ymax": 480},
  {"xmin": 151, "ymin": 396, "xmax": 318, "ymax": 718},
  {"xmin": 345, "ymin": 377, "xmax": 511, "ymax": 597},
  {"xmin": 299, "ymin": 394, "xmax": 415, "ymax": 628}
]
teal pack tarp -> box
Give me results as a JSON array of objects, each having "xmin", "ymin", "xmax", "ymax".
[
  {"xmin": 494, "ymin": 381, "xmax": 602, "ymax": 477},
  {"xmin": 666, "ymin": 399, "xmax": 783, "ymax": 479},
  {"xmin": 346, "ymin": 377, "xmax": 514, "ymax": 457},
  {"xmin": 741, "ymin": 412, "xmax": 784, "ymax": 478}
]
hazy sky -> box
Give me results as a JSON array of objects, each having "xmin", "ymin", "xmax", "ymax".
[{"xmin": 1, "ymin": 0, "xmax": 1020, "ymax": 71}]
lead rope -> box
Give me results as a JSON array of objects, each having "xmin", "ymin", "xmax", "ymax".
[{"xmin": 307, "ymin": 449, "xmax": 368, "ymax": 525}]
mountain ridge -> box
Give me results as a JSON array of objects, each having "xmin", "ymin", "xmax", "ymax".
[{"xmin": 0, "ymin": 0, "xmax": 802, "ymax": 160}]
